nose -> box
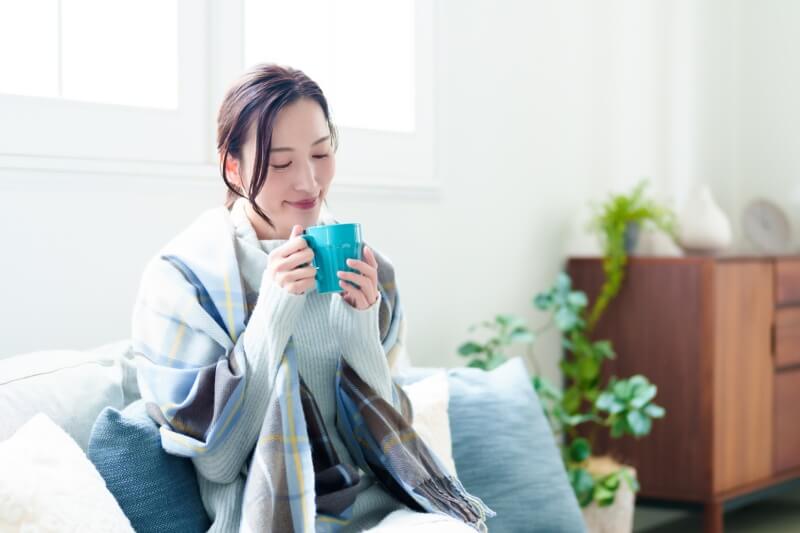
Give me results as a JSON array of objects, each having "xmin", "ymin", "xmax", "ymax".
[{"xmin": 295, "ymin": 159, "xmax": 319, "ymax": 194}]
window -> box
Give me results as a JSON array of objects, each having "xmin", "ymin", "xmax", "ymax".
[
  {"xmin": 0, "ymin": 0, "xmax": 178, "ymax": 109},
  {"xmin": 243, "ymin": 0, "xmax": 435, "ymax": 186},
  {"xmin": 0, "ymin": 0, "xmax": 208, "ymax": 168},
  {"xmin": 0, "ymin": 0, "xmax": 436, "ymax": 188}
]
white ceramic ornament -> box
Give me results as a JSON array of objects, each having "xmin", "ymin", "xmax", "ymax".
[{"xmin": 677, "ymin": 184, "xmax": 732, "ymax": 253}]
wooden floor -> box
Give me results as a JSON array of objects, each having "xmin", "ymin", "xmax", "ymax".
[{"xmin": 634, "ymin": 488, "xmax": 800, "ymax": 532}]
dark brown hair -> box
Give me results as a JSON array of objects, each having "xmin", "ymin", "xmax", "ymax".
[{"xmin": 217, "ymin": 63, "xmax": 338, "ymax": 228}]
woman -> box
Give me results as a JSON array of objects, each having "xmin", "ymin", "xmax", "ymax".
[{"xmin": 131, "ymin": 63, "xmax": 492, "ymax": 533}]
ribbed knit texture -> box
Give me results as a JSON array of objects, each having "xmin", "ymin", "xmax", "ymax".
[{"xmin": 194, "ymin": 199, "xmax": 406, "ymax": 532}]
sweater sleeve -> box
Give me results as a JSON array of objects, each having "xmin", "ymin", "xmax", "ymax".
[
  {"xmin": 190, "ymin": 276, "xmax": 307, "ymax": 483},
  {"xmin": 329, "ymin": 292, "xmax": 398, "ymax": 409}
]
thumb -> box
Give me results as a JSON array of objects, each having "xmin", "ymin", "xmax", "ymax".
[{"xmin": 290, "ymin": 224, "xmax": 304, "ymax": 238}]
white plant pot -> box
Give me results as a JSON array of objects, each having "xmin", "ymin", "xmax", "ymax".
[{"xmin": 581, "ymin": 457, "xmax": 637, "ymax": 533}]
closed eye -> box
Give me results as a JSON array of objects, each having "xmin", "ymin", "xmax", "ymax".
[{"xmin": 271, "ymin": 162, "xmax": 291, "ymax": 169}]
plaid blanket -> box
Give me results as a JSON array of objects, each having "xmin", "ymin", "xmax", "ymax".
[{"xmin": 131, "ymin": 205, "xmax": 494, "ymax": 532}]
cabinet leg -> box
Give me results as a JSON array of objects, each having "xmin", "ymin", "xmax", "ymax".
[{"xmin": 703, "ymin": 500, "xmax": 724, "ymax": 533}]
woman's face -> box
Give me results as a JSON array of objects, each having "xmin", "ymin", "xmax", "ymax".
[{"xmin": 227, "ymin": 97, "xmax": 335, "ymax": 240}]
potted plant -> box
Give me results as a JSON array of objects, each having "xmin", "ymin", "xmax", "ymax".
[
  {"xmin": 586, "ymin": 180, "xmax": 676, "ymax": 329},
  {"xmin": 458, "ymin": 273, "xmax": 664, "ymax": 531},
  {"xmin": 457, "ymin": 183, "xmax": 675, "ymax": 532}
]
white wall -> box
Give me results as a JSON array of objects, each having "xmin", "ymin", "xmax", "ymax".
[
  {"xmin": 0, "ymin": 1, "xmax": 603, "ymax": 383},
  {"xmin": 726, "ymin": 0, "xmax": 800, "ymax": 249},
  {"xmin": 5, "ymin": 1, "xmax": 795, "ymax": 386}
]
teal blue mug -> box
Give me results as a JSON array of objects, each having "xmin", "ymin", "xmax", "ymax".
[{"xmin": 301, "ymin": 223, "xmax": 363, "ymax": 293}]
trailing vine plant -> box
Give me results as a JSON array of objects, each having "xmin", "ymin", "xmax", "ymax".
[{"xmin": 586, "ymin": 180, "xmax": 677, "ymax": 330}]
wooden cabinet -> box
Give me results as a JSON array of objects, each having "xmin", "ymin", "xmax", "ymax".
[
  {"xmin": 774, "ymin": 370, "xmax": 800, "ymax": 473},
  {"xmin": 567, "ymin": 257, "xmax": 800, "ymax": 533}
]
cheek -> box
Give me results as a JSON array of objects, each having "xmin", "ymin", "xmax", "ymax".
[
  {"xmin": 318, "ymin": 158, "xmax": 335, "ymax": 186},
  {"xmin": 256, "ymin": 175, "xmax": 288, "ymax": 208}
]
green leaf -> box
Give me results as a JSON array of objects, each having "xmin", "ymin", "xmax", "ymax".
[
  {"xmin": 569, "ymin": 467, "xmax": 595, "ymax": 507},
  {"xmin": 509, "ymin": 328, "xmax": 535, "ymax": 344},
  {"xmin": 620, "ymin": 469, "xmax": 640, "ymax": 492},
  {"xmin": 555, "ymin": 306, "xmax": 580, "ymax": 331},
  {"xmin": 496, "ymin": 314, "xmax": 525, "ymax": 329},
  {"xmin": 533, "ymin": 376, "xmax": 563, "ymax": 402},
  {"xmin": 556, "ymin": 272, "xmax": 573, "ymax": 293},
  {"xmin": 644, "ymin": 403, "xmax": 666, "ymax": 418},
  {"xmin": 467, "ymin": 359, "xmax": 488, "ymax": 370},
  {"xmin": 571, "ymin": 335, "xmax": 593, "ymax": 358},
  {"xmin": 592, "ymin": 340, "xmax": 615, "ymax": 359},
  {"xmin": 630, "ymin": 384, "xmax": 657, "ymax": 408},
  {"xmin": 563, "ymin": 387, "xmax": 582, "ymax": 414},
  {"xmin": 560, "ymin": 360, "xmax": 578, "ymax": 379},
  {"xmin": 596, "ymin": 392, "xmax": 623, "ymax": 414},
  {"xmin": 626, "ymin": 410, "xmax": 652, "ymax": 436},
  {"xmin": 610, "ymin": 417, "xmax": 626, "ymax": 438},
  {"xmin": 594, "ymin": 485, "xmax": 616, "ymax": 507},
  {"xmin": 485, "ymin": 352, "xmax": 507, "ymax": 371},
  {"xmin": 601, "ymin": 474, "xmax": 620, "ymax": 490},
  {"xmin": 567, "ymin": 291, "xmax": 588, "ymax": 308},
  {"xmin": 568, "ymin": 438, "xmax": 591, "ymax": 462},
  {"xmin": 578, "ymin": 356, "xmax": 600, "ymax": 382},
  {"xmin": 613, "ymin": 379, "xmax": 633, "ymax": 401},
  {"xmin": 457, "ymin": 342, "xmax": 484, "ymax": 356},
  {"xmin": 533, "ymin": 293, "xmax": 552, "ymax": 310},
  {"xmin": 585, "ymin": 390, "xmax": 599, "ymax": 406},
  {"xmin": 627, "ymin": 375, "xmax": 648, "ymax": 390}
]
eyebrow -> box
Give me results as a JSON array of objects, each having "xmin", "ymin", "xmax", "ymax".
[{"xmin": 271, "ymin": 135, "xmax": 330, "ymax": 152}]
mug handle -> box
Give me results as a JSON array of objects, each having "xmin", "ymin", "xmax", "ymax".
[{"xmin": 299, "ymin": 234, "xmax": 319, "ymax": 273}]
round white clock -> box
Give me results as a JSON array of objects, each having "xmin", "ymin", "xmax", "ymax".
[{"xmin": 742, "ymin": 198, "xmax": 791, "ymax": 254}]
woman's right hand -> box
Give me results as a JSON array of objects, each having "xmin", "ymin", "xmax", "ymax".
[{"xmin": 266, "ymin": 225, "xmax": 317, "ymax": 295}]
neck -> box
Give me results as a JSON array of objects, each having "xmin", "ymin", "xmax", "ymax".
[{"xmin": 242, "ymin": 203, "xmax": 288, "ymax": 240}]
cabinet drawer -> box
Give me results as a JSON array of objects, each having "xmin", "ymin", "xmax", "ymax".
[
  {"xmin": 774, "ymin": 370, "xmax": 800, "ymax": 473},
  {"xmin": 774, "ymin": 308, "xmax": 800, "ymax": 368},
  {"xmin": 775, "ymin": 260, "xmax": 800, "ymax": 305}
]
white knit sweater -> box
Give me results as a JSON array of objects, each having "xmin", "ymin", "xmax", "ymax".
[{"xmin": 194, "ymin": 199, "xmax": 407, "ymax": 532}]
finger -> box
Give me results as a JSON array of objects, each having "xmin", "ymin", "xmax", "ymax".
[
  {"xmin": 338, "ymin": 271, "xmax": 376, "ymax": 303},
  {"xmin": 345, "ymin": 258, "xmax": 378, "ymax": 285},
  {"xmin": 288, "ymin": 278, "xmax": 315, "ymax": 295},
  {"xmin": 280, "ymin": 266, "xmax": 317, "ymax": 284},
  {"xmin": 337, "ymin": 270, "xmax": 370, "ymax": 290},
  {"xmin": 280, "ymin": 248, "xmax": 315, "ymax": 271},
  {"xmin": 340, "ymin": 280, "xmax": 369, "ymax": 308},
  {"xmin": 363, "ymin": 246, "xmax": 379, "ymax": 269},
  {"xmin": 290, "ymin": 224, "xmax": 304, "ymax": 238},
  {"xmin": 276, "ymin": 227, "xmax": 308, "ymax": 259}
]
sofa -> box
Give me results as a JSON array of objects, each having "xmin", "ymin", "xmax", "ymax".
[{"xmin": 0, "ymin": 339, "xmax": 585, "ymax": 532}]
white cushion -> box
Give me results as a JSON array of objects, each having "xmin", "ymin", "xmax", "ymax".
[
  {"xmin": 401, "ymin": 370, "xmax": 458, "ymax": 476},
  {"xmin": 0, "ymin": 339, "xmax": 138, "ymax": 451},
  {"xmin": 0, "ymin": 412, "xmax": 135, "ymax": 532}
]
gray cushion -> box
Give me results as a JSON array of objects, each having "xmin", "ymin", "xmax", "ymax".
[
  {"xmin": 447, "ymin": 358, "xmax": 585, "ymax": 533},
  {"xmin": 0, "ymin": 339, "xmax": 139, "ymax": 450}
]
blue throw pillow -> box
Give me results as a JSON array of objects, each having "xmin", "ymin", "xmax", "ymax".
[
  {"xmin": 447, "ymin": 358, "xmax": 585, "ymax": 533},
  {"xmin": 87, "ymin": 399, "xmax": 211, "ymax": 533}
]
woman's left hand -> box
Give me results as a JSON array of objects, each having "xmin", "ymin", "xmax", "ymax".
[{"xmin": 338, "ymin": 245, "xmax": 380, "ymax": 310}]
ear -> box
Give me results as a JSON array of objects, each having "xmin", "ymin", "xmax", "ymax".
[{"xmin": 221, "ymin": 152, "xmax": 243, "ymax": 189}]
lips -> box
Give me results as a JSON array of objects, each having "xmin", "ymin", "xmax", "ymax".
[{"xmin": 288, "ymin": 198, "xmax": 317, "ymax": 209}]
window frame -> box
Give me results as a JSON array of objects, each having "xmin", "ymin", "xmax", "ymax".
[{"xmin": 0, "ymin": 0, "xmax": 439, "ymax": 195}]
